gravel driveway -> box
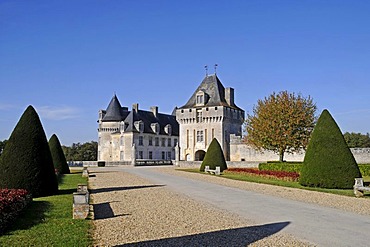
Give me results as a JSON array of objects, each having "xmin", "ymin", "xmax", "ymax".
[{"xmin": 89, "ymin": 166, "xmax": 312, "ymax": 246}]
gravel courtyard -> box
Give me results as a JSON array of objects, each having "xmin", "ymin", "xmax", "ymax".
[
  {"xmin": 89, "ymin": 166, "xmax": 370, "ymax": 246},
  {"xmin": 89, "ymin": 167, "xmax": 312, "ymax": 246}
]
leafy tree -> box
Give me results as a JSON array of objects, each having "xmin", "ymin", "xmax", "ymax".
[
  {"xmin": 343, "ymin": 132, "xmax": 370, "ymax": 148},
  {"xmin": 62, "ymin": 141, "xmax": 98, "ymax": 161},
  {"xmin": 299, "ymin": 109, "xmax": 361, "ymax": 189},
  {"xmin": 49, "ymin": 134, "xmax": 70, "ymax": 174},
  {"xmin": 0, "ymin": 139, "xmax": 7, "ymax": 156},
  {"xmin": 200, "ymin": 138, "xmax": 228, "ymax": 172},
  {"xmin": 245, "ymin": 91, "xmax": 317, "ymax": 162},
  {"xmin": 0, "ymin": 106, "xmax": 58, "ymax": 197}
]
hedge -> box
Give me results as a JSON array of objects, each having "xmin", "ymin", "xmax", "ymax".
[
  {"xmin": 0, "ymin": 189, "xmax": 32, "ymax": 234},
  {"xmin": 259, "ymin": 162, "xmax": 370, "ymax": 177}
]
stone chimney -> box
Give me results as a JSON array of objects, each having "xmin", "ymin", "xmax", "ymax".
[
  {"xmin": 225, "ymin": 87, "xmax": 234, "ymax": 106},
  {"xmin": 132, "ymin": 103, "xmax": 139, "ymax": 113},
  {"xmin": 150, "ymin": 106, "xmax": 158, "ymax": 117}
]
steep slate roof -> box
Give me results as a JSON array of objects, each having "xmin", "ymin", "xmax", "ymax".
[
  {"xmin": 180, "ymin": 74, "xmax": 243, "ymax": 111},
  {"xmin": 101, "ymin": 94, "xmax": 179, "ymax": 136},
  {"xmin": 124, "ymin": 109, "xmax": 179, "ymax": 136},
  {"xmin": 102, "ymin": 95, "xmax": 127, "ymax": 122}
]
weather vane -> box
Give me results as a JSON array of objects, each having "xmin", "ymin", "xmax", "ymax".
[
  {"xmin": 214, "ymin": 64, "xmax": 218, "ymax": 74},
  {"xmin": 205, "ymin": 65, "xmax": 208, "ymax": 76}
]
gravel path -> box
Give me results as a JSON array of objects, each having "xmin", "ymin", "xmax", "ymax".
[{"xmin": 89, "ymin": 167, "xmax": 312, "ymax": 246}]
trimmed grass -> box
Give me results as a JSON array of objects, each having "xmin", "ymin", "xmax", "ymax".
[
  {"xmin": 178, "ymin": 169, "xmax": 369, "ymax": 197},
  {"xmin": 0, "ymin": 171, "xmax": 92, "ymax": 246}
]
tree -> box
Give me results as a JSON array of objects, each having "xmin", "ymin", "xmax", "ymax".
[
  {"xmin": 62, "ymin": 141, "xmax": 98, "ymax": 161},
  {"xmin": 245, "ymin": 91, "xmax": 317, "ymax": 162},
  {"xmin": 0, "ymin": 139, "xmax": 7, "ymax": 156},
  {"xmin": 299, "ymin": 109, "xmax": 361, "ymax": 189},
  {"xmin": 0, "ymin": 106, "xmax": 58, "ymax": 197},
  {"xmin": 200, "ymin": 138, "xmax": 228, "ymax": 172},
  {"xmin": 343, "ymin": 132, "xmax": 370, "ymax": 148},
  {"xmin": 49, "ymin": 134, "xmax": 70, "ymax": 174}
]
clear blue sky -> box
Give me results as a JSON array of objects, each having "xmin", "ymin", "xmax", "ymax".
[{"xmin": 1, "ymin": 0, "xmax": 370, "ymax": 145}]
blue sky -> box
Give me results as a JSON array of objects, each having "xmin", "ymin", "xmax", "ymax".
[{"xmin": 1, "ymin": 0, "xmax": 370, "ymax": 145}]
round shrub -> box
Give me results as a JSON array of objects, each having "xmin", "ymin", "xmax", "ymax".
[
  {"xmin": 0, "ymin": 106, "xmax": 58, "ymax": 197},
  {"xmin": 299, "ymin": 109, "xmax": 361, "ymax": 189},
  {"xmin": 49, "ymin": 134, "xmax": 70, "ymax": 174},
  {"xmin": 200, "ymin": 138, "xmax": 228, "ymax": 172}
]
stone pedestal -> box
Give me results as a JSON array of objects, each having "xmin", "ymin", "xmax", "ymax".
[{"xmin": 73, "ymin": 192, "xmax": 89, "ymax": 219}]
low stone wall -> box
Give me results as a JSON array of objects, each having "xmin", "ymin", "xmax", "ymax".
[
  {"xmin": 351, "ymin": 148, "xmax": 370, "ymax": 164},
  {"xmin": 68, "ymin": 161, "xmax": 131, "ymax": 167},
  {"xmin": 229, "ymin": 142, "xmax": 370, "ymax": 164},
  {"xmin": 176, "ymin": 161, "xmax": 259, "ymax": 169}
]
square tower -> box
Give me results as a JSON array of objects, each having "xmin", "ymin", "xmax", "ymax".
[{"xmin": 176, "ymin": 74, "xmax": 244, "ymax": 161}]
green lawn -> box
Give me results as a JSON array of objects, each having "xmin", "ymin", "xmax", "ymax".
[
  {"xmin": 178, "ymin": 169, "xmax": 369, "ymax": 197},
  {"xmin": 0, "ymin": 171, "xmax": 92, "ymax": 246}
]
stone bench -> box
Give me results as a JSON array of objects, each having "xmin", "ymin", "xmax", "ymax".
[
  {"xmin": 205, "ymin": 166, "xmax": 221, "ymax": 175},
  {"xmin": 353, "ymin": 178, "xmax": 370, "ymax": 197},
  {"xmin": 73, "ymin": 184, "xmax": 90, "ymax": 219}
]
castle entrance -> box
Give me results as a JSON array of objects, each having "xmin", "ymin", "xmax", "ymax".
[{"xmin": 194, "ymin": 150, "xmax": 206, "ymax": 161}]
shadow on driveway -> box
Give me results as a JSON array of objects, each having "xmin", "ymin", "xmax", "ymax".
[{"xmin": 118, "ymin": 221, "xmax": 290, "ymax": 247}]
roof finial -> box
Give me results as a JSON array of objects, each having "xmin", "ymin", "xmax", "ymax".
[
  {"xmin": 214, "ymin": 64, "xmax": 218, "ymax": 75},
  {"xmin": 204, "ymin": 65, "xmax": 208, "ymax": 76}
]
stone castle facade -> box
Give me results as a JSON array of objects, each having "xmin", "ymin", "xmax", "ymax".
[
  {"xmin": 98, "ymin": 95, "xmax": 179, "ymax": 162},
  {"xmin": 98, "ymin": 74, "xmax": 245, "ymax": 162}
]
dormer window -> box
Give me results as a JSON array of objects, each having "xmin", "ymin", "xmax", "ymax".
[
  {"xmin": 196, "ymin": 91, "xmax": 207, "ymax": 106},
  {"xmin": 151, "ymin": 123, "xmax": 160, "ymax": 134},
  {"xmin": 134, "ymin": 120, "xmax": 144, "ymax": 133},
  {"xmin": 164, "ymin": 124, "xmax": 172, "ymax": 135}
]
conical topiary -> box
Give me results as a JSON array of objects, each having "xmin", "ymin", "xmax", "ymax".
[
  {"xmin": 299, "ymin": 109, "xmax": 361, "ymax": 189},
  {"xmin": 0, "ymin": 105, "xmax": 58, "ymax": 197},
  {"xmin": 200, "ymin": 138, "xmax": 228, "ymax": 172},
  {"xmin": 49, "ymin": 134, "xmax": 70, "ymax": 174}
]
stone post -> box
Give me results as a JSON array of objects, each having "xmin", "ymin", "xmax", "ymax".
[
  {"xmin": 175, "ymin": 143, "xmax": 180, "ymax": 166},
  {"xmin": 131, "ymin": 143, "xmax": 136, "ymax": 166}
]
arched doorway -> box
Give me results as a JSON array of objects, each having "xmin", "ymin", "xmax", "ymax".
[{"xmin": 194, "ymin": 150, "xmax": 206, "ymax": 161}]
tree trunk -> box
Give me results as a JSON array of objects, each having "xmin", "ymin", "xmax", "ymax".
[{"xmin": 279, "ymin": 150, "xmax": 284, "ymax": 162}]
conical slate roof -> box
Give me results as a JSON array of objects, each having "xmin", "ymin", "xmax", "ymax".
[
  {"xmin": 180, "ymin": 74, "xmax": 242, "ymax": 110},
  {"xmin": 102, "ymin": 94, "xmax": 124, "ymax": 121}
]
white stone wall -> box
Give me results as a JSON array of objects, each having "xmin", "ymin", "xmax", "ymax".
[{"xmin": 230, "ymin": 135, "xmax": 370, "ymax": 164}]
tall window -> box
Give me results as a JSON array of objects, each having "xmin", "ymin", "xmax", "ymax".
[
  {"xmin": 138, "ymin": 136, "xmax": 143, "ymax": 146},
  {"xmin": 174, "ymin": 138, "xmax": 178, "ymax": 147},
  {"xmin": 149, "ymin": 151, "xmax": 153, "ymax": 159},
  {"xmin": 120, "ymin": 151, "xmax": 124, "ymax": 161},
  {"xmin": 138, "ymin": 151, "xmax": 143, "ymax": 159},
  {"xmin": 155, "ymin": 137, "xmax": 159, "ymax": 146},
  {"xmin": 161, "ymin": 138, "xmax": 166, "ymax": 147},
  {"xmin": 196, "ymin": 109, "xmax": 202, "ymax": 123},
  {"xmin": 167, "ymin": 151, "xmax": 172, "ymax": 160},
  {"xmin": 197, "ymin": 130, "xmax": 204, "ymax": 142},
  {"xmin": 120, "ymin": 136, "xmax": 124, "ymax": 146},
  {"xmin": 168, "ymin": 138, "xmax": 171, "ymax": 147},
  {"xmin": 148, "ymin": 136, "xmax": 153, "ymax": 146},
  {"xmin": 162, "ymin": 151, "xmax": 165, "ymax": 160}
]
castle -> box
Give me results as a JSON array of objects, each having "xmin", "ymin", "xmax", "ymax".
[
  {"xmin": 98, "ymin": 74, "xmax": 244, "ymax": 162},
  {"xmin": 97, "ymin": 74, "xmax": 370, "ymax": 165}
]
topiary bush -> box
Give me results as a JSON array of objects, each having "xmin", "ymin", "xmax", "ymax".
[
  {"xmin": 299, "ymin": 109, "xmax": 361, "ymax": 189},
  {"xmin": 0, "ymin": 106, "xmax": 58, "ymax": 197},
  {"xmin": 200, "ymin": 138, "xmax": 228, "ymax": 172},
  {"xmin": 49, "ymin": 134, "xmax": 70, "ymax": 175}
]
